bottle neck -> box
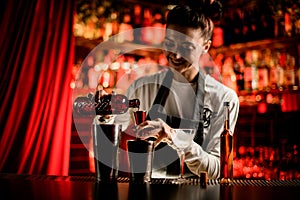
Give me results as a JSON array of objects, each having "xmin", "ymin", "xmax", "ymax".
[
  {"xmin": 128, "ymin": 99, "xmax": 140, "ymax": 109},
  {"xmin": 224, "ymin": 119, "xmax": 230, "ymax": 130},
  {"xmin": 224, "ymin": 104, "xmax": 230, "ymax": 130}
]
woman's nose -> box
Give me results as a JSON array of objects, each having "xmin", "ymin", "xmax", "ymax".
[
  {"xmin": 175, "ymin": 51, "xmax": 182, "ymax": 59},
  {"xmin": 169, "ymin": 51, "xmax": 182, "ymax": 60},
  {"xmin": 171, "ymin": 46, "xmax": 183, "ymax": 58}
]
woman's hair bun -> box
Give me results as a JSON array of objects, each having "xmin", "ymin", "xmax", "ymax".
[{"xmin": 178, "ymin": 0, "xmax": 223, "ymax": 21}]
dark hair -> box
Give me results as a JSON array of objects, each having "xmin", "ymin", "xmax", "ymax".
[{"xmin": 166, "ymin": 0, "xmax": 222, "ymax": 41}]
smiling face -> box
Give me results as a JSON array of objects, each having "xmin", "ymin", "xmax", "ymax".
[{"xmin": 163, "ymin": 24, "xmax": 211, "ymax": 80}]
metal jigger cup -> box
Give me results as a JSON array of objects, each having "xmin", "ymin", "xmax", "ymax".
[{"xmin": 134, "ymin": 110, "xmax": 147, "ymax": 125}]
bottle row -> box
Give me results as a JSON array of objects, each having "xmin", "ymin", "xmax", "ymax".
[
  {"xmin": 71, "ymin": 52, "xmax": 166, "ymax": 92},
  {"xmin": 72, "ymin": 49, "xmax": 300, "ymax": 97},
  {"xmin": 209, "ymin": 48, "xmax": 300, "ymax": 94},
  {"xmin": 74, "ymin": 0, "xmax": 300, "ymax": 45}
]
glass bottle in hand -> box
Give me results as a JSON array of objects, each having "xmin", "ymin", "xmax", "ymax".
[{"xmin": 73, "ymin": 91, "xmax": 140, "ymax": 116}]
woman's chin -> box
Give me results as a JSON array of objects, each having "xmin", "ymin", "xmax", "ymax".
[{"xmin": 170, "ymin": 63, "xmax": 191, "ymax": 72}]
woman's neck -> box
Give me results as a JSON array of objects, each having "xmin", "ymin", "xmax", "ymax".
[{"xmin": 171, "ymin": 67, "xmax": 199, "ymax": 83}]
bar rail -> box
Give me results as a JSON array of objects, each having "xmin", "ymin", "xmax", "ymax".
[{"xmin": 1, "ymin": 173, "xmax": 300, "ymax": 200}]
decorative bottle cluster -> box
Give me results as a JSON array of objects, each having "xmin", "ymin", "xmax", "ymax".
[{"xmin": 73, "ymin": 91, "xmax": 140, "ymax": 116}]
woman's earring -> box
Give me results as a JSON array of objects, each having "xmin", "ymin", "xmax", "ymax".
[{"xmin": 203, "ymin": 40, "xmax": 212, "ymax": 53}]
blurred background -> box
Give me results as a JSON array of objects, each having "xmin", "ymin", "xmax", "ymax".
[{"xmin": 0, "ymin": 0, "xmax": 300, "ymax": 180}]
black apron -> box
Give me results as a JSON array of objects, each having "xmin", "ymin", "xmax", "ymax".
[{"xmin": 146, "ymin": 69, "xmax": 205, "ymax": 176}]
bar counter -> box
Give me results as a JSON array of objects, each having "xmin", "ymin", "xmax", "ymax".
[{"xmin": 1, "ymin": 173, "xmax": 300, "ymax": 200}]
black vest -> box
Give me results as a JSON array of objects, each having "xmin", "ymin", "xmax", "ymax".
[{"xmin": 146, "ymin": 69, "xmax": 205, "ymax": 176}]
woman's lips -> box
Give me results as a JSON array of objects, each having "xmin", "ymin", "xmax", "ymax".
[{"xmin": 168, "ymin": 57, "xmax": 185, "ymax": 66}]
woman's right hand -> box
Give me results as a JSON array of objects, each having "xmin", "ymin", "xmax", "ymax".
[{"xmin": 136, "ymin": 118, "xmax": 173, "ymax": 147}]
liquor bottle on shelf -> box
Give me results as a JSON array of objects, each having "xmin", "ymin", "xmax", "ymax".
[
  {"xmin": 244, "ymin": 50, "xmax": 258, "ymax": 92},
  {"xmin": 257, "ymin": 60, "xmax": 269, "ymax": 91},
  {"xmin": 269, "ymin": 54, "xmax": 284, "ymax": 90},
  {"xmin": 284, "ymin": 54, "xmax": 296, "ymax": 90},
  {"xmin": 73, "ymin": 90, "xmax": 140, "ymax": 116},
  {"xmin": 233, "ymin": 54, "xmax": 245, "ymax": 92},
  {"xmin": 222, "ymin": 57, "xmax": 237, "ymax": 92},
  {"xmin": 220, "ymin": 101, "xmax": 234, "ymax": 184},
  {"xmin": 274, "ymin": 8, "xmax": 285, "ymax": 38},
  {"xmin": 297, "ymin": 67, "xmax": 300, "ymax": 88}
]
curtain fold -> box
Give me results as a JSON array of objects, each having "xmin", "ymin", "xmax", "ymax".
[{"xmin": 0, "ymin": 0, "xmax": 74, "ymax": 176}]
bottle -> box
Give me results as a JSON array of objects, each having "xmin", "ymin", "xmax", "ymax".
[
  {"xmin": 284, "ymin": 54, "xmax": 296, "ymax": 90},
  {"xmin": 220, "ymin": 101, "xmax": 234, "ymax": 184},
  {"xmin": 222, "ymin": 57, "xmax": 237, "ymax": 92},
  {"xmin": 233, "ymin": 54, "xmax": 245, "ymax": 92},
  {"xmin": 257, "ymin": 60, "xmax": 269, "ymax": 91},
  {"xmin": 269, "ymin": 54, "xmax": 284, "ymax": 90},
  {"xmin": 297, "ymin": 67, "xmax": 300, "ymax": 88},
  {"xmin": 244, "ymin": 50, "xmax": 258, "ymax": 91},
  {"xmin": 73, "ymin": 91, "xmax": 140, "ymax": 116}
]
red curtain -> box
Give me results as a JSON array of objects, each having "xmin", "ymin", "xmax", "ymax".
[{"xmin": 0, "ymin": 0, "xmax": 74, "ymax": 176}]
